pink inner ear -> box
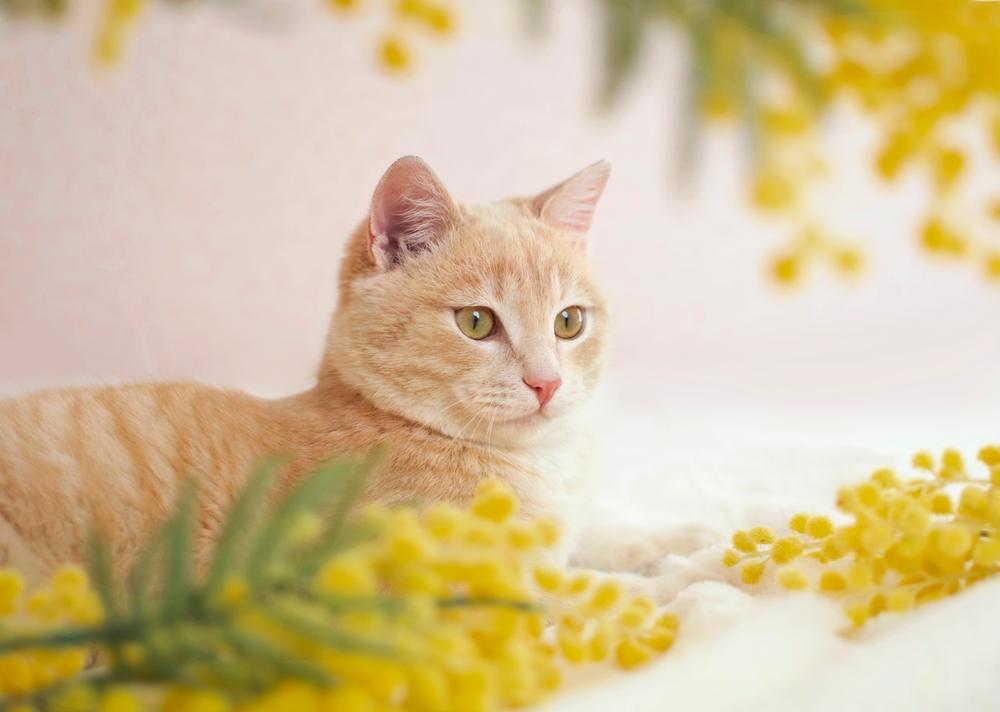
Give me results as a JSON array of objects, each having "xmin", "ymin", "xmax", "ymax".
[
  {"xmin": 369, "ymin": 156, "xmax": 455, "ymax": 269},
  {"xmin": 538, "ymin": 160, "xmax": 611, "ymax": 235}
]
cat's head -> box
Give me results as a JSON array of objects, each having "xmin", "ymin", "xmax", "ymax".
[{"xmin": 322, "ymin": 156, "xmax": 610, "ymax": 448}]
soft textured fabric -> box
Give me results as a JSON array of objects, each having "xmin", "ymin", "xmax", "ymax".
[{"xmin": 548, "ymin": 400, "xmax": 1000, "ymax": 712}]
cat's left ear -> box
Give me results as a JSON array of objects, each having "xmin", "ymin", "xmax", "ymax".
[{"xmin": 531, "ymin": 160, "xmax": 611, "ymax": 238}]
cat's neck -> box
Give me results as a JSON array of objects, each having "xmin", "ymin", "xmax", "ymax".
[
  {"xmin": 267, "ymin": 370, "xmax": 592, "ymax": 526},
  {"xmin": 286, "ymin": 367, "xmax": 583, "ymax": 458}
]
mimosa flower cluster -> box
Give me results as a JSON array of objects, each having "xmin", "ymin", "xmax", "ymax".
[
  {"xmin": 725, "ymin": 444, "xmax": 1000, "ymax": 627},
  {"xmin": 0, "ymin": 464, "xmax": 677, "ymax": 712},
  {"xmin": 748, "ymin": 3, "xmax": 1000, "ymax": 286}
]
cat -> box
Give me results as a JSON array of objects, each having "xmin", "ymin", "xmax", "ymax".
[{"xmin": 0, "ymin": 156, "xmax": 714, "ymax": 595}]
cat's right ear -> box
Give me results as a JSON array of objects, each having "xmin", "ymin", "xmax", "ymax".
[{"xmin": 368, "ymin": 156, "xmax": 457, "ymax": 270}]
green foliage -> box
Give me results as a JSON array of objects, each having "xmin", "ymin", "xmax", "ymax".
[
  {"xmin": 0, "ymin": 455, "xmax": 385, "ymax": 709},
  {"xmin": 527, "ymin": 0, "xmax": 866, "ymax": 161}
]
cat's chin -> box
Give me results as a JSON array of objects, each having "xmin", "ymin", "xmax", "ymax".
[
  {"xmin": 430, "ymin": 408, "xmax": 560, "ymax": 449},
  {"xmin": 477, "ymin": 410, "xmax": 567, "ymax": 447}
]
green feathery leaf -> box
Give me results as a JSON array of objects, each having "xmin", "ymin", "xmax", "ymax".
[
  {"xmin": 245, "ymin": 458, "xmax": 360, "ymax": 588},
  {"xmin": 204, "ymin": 457, "xmax": 284, "ymax": 596},
  {"xmin": 160, "ymin": 480, "xmax": 199, "ymax": 618}
]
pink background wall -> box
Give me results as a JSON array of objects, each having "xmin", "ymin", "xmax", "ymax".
[{"xmin": 2, "ymin": 3, "xmax": 999, "ymax": 423}]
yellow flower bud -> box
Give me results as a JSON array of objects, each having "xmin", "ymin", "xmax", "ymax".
[
  {"xmin": 941, "ymin": 449, "xmax": 965, "ymax": 472},
  {"xmin": 846, "ymin": 561, "xmax": 873, "ymax": 590},
  {"xmin": 462, "ymin": 519, "xmax": 501, "ymax": 548},
  {"xmin": 886, "ymin": 588, "xmax": 915, "ymax": 612},
  {"xmin": 930, "ymin": 492, "xmax": 953, "ymax": 514},
  {"xmin": 618, "ymin": 596, "xmax": 655, "ymax": 628},
  {"xmin": 752, "ymin": 169, "xmax": 797, "ymax": 212},
  {"xmin": 876, "ymin": 130, "xmax": 917, "ymax": 180},
  {"xmin": 69, "ymin": 591, "xmax": 104, "ymax": 625},
  {"xmin": 771, "ymin": 253, "xmax": 801, "ymax": 285},
  {"xmin": 771, "ymin": 536, "xmax": 804, "ymax": 564},
  {"xmin": 870, "ymin": 468, "xmax": 899, "ymax": 489},
  {"xmin": 654, "ymin": 611, "xmax": 680, "ymax": 631},
  {"xmin": 533, "ymin": 518, "xmax": 562, "ymax": 548},
  {"xmin": 558, "ymin": 628, "xmax": 586, "ymax": 663},
  {"xmin": 789, "ymin": 513, "xmax": 809, "ymax": 533},
  {"xmin": 819, "ymin": 571, "xmax": 847, "ymax": 592},
  {"xmin": 899, "ymin": 502, "xmax": 930, "ymax": 533},
  {"xmin": 51, "ymin": 649, "xmax": 86, "ymax": 678},
  {"xmin": 320, "ymin": 683, "xmax": 377, "ymax": 712},
  {"xmin": 896, "ymin": 531, "xmax": 928, "ymax": 560},
  {"xmin": 471, "ymin": 480, "xmax": 519, "ymax": 523},
  {"xmin": 920, "ymin": 219, "xmax": 967, "ymax": 256},
  {"xmin": 855, "ymin": 483, "xmax": 881, "ymax": 508},
  {"xmin": 378, "ymin": 35, "xmax": 411, "ymax": 72},
  {"xmin": 565, "ymin": 572, "xmax": 592, "ymax": 595},
  {"xmin": 587, "ymin": 621, "xmax": 613, "ymax": 661},
  {"xmin": 100, "ymin": 688, "xmax": 143, "ymax": 712},
  {"xmin": 316, "ymin": 554, "xmax": 377, "ymax": 595},
  {"xmin": 638, "ymin": 627, "xmax": 676, "ymax": 653},
  {"xmin": 978, "ymin": 445, "xmax": 1000, "ymax": 467},
  {"xmin": 423, "ymin": 503, "xmax": 463, "ymax": 540},
  {"xmin": 973, "ymin": 537, "xmax": 1000, "ymax": 567},
  {"xmin": 385, "ymin": 515, "xmax": 435, "ymax": 563},
  {"xmin": 959, "ymin": 486, "xmax": 989, "ymax": 518},
  {"xmin": 748, "ymin": 525, "xmax": 776, "ymax": 545},
  {"xmin": 912, "ymin": 451, "xmax": 935, "ymax": 471},
  {"xmin": 26, "ymin": 590, "xmax": 60, "ymax": 622},
  {"xmin": 218, "ymin": 576, "xmax": 249, "ymax": 606},
  {"xmin": 0, "ymin": 569, "xmax": 25, "ymax": 615},
  {"xmin": 587, "ymin": 580, "xmax": 623, "ymax": 614},
  {"xmin": 51, "ymin": 566, "xmax": 88, "ymax": 596},
  {"xmin": 777, "ymin": 567, "xmax": 809, "ymax": 590},
  {"xmin": 731, "ymin": 530, "xmax": 757, "ymax": 553},
  {"xmin": 0, "ymin": 656, "xmax": 34, "ymax": 695},
  {"xmin": 421, "ymin": 4, "xmax": 455, "ymax": 35},
  {"xmin": 935, "ymin": 524, "xmax": 973, "ymax": 559},
  {"xmin": 859, "ymin": 520, "xmax": 893, "ymax": 555},
  {"xmin": 987, "ymin": 250, "xmax": 1000, "ymax": 276},
  {"xmin": 741, "ymin": 561, "xmax": 766, "ymax": 585},
  {"xmin": 932, "ymin": 146, "xmax": 965, "ymax": 192},
  {"xmin": 806, "ymin": 516, "xmax": 834, "ymax": 539},
  {"xmin": 615, "ymin": 637, "xmax": 653, "ymax": 670},
  {"xmin": 506, "ymin": 520, "xmax": 538, "ymax": 550},
  {"xmin": 868, "ymin": 592, "xmax": 886, "ymax": 616},
  {"xmin": 532, "ymin": 566, "xmax": 564, "ymax": 593},
  {"xmin": 833, "ymin": 247, "xmax": 864, "ymax": 276}
]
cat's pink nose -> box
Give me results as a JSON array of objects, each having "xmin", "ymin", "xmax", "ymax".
[{"xmin": 523, "ymin": 375, "xmax": 562, "ymax": 409}]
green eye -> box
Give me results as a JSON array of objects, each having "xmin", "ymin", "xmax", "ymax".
[
  {"xmin": 455, "ymin": 306, "xmax": 496, "ymax": 340},
  {"xmin": 555, "ymin": 306, "xmax": 585, "ymax": 339}
]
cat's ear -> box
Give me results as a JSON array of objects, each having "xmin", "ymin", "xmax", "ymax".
[
  {"xmin": 531, "ymin": 160, "xmax": 611, "ymax": 238},
  {"xmin": 368, "ymin": 156, "xmax": 457, "ymax": 270}
]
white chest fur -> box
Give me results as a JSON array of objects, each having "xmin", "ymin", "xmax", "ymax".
[{"xmin": 503, "ymin": 422, "xmax": 596, "ymax": 565}]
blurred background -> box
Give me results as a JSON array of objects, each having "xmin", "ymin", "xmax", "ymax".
[{"xmin": 1, "ymin": 0, "xmax": 999, "ymax": 455}]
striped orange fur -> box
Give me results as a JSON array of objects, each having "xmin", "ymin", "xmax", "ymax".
[{"xmin": 0, "ymin": 157, "xmax": 611, "ymax": 583}]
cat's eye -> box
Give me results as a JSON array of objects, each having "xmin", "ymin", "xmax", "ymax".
[
  {"xmin": 455, "ymin": 306, "xmax": 496, "ymax": 340},
  {"xmin": 554, "ymin": 306, "xmax": 585, "ymax": 339}
]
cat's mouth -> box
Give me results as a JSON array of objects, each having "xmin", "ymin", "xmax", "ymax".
[{"xmin": 497, "ymin": 407, "xmax": 556, "ymax": 426}]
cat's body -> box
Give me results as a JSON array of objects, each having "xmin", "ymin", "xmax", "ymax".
[
  {"xmin": 0, "ymin": 160, "xmax": 609, "ymax": 583},
  {"xmin": 0, "ymin": 374, "xmax": 592, "ymax": 582}
]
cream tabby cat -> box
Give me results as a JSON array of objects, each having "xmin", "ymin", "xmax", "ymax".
[{"xmin": 0, "ymin": 157, "xmax": 702, "ymax": 593}]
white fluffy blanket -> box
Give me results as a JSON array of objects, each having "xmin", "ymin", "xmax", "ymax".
[{"xmin": 546, "ymin": 402, "xmax": 1000, "ymax": 712}]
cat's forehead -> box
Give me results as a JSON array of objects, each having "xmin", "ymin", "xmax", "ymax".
[{"xmin": 440, "ymin": 202, "xmax": 593, "ymax": 305}]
